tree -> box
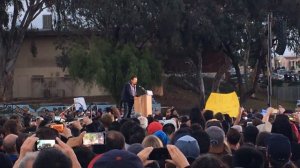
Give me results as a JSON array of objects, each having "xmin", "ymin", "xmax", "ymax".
[
  {"xmin": 0, "ymin": 0, "xmax": 54, "ymax": 101},
  {"xmin": 67, "ymin": 39, "xmax": 162, "ymax": 103}
]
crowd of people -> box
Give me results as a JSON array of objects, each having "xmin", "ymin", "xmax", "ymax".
[{"xmin": 0, "ymin": 105, "xmax": 300, "ymax": 168}]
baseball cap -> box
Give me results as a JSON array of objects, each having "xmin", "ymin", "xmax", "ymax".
[
  {"xmin": 147, "ymin": 121, "xmax": 163, "ymax": 135},
  {"xmin": 266, "ymin": 134, "xmax": 291, "ymax": 162},
  {"xmin": 206, "ymin": 126, "xmax": 225, "ymax": 146},
  {"xmin": 175, "ymin": 135, "xmax": 200, "ymax": 159},
  {"xmin": 91, "ymin": 149, "xmax": 143, "ymax": 168},
  {"xmin": 154, "ymin": 130, "xmax": 168, "ymax": 146}
]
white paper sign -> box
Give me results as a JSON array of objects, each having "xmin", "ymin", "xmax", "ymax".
[
  {"xmin": 74, "ymin": 97, "xmax": 87, "ymax": 111},
  {"xmin": 146, "ymin": 90, "xmax": 153, "ymax": 96}
]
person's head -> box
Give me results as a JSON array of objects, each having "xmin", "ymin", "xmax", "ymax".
[
  {"xmin": 19, "ymin": 152, "xmax": 39, "ymax": 168},
  {"xmin": 223, "ymin": 114, "xmax": 233, "ymax": 125},
  {"xmin": 226, "ymin": 128, "xmax": 241, "ymax": 147},
  {"xmin": 108, "ymin": 121, "xmax": 121, "ymax": 131},
  {"xmin": 256, "ymin": 131, "xmax": 272, "ymax": 147},
  {"xmin": 16, "ymin": 133, "xmax": 30, "ymax": 154},
  {"xmin": 3, "ymin": 119, "xmax": 21, "ymax": 135},
  {"xmin": 163, "ymin": 123, "xmax": 176, "ymax": 139},
  {"xmin": 175, "ymin": 135, "xmax": 200, "ymax": 161},
  {"xmin": 214, "ymin": 113, "xmax": 224, "ymax": 122},
  {"xmin": 3, "ymin": 134, "xmax": 18, "ymax": 154},
  {"xmin": 92, "ymin": 149, "xmax": 143, "ymax": 168},
  {"xmin": 191, "ymin": 154, "xmax": 227, "ymax": 168},
  {"xmin": 33, "ymin": 148, "xmax": 72, "ymax": 168},
  {"xmin": 153, "ymin": 130, "xmax": 168, "ymax": 146},
  {"xmin": 147, "ymin": 121, "xmax": 163, "ymax": 135},
  {"xmin": 205, "ymin": 126, "xmax": 225, "ymax": 154},
  {"xmin": 203, "ymin": 110, "xmax": 214, "ymax": 121},
  {"xmin": 191, "ymin": 130, "xmax": 210, "ymax": 154},
  {"xmin": 138, "ymin": 116, "xmax": 148, "ymax": 130},
  {"xmin": 243, "ymin": 126, "xmax": 259, "ymax": 145},
  {"xmin": 267, "ymin": 134, "xmax": 292, "ymax": 168},
  {"xmin": 171, "ymin": 127, "xmax": 191, "ymax": 144},
  {"xmin": 127, "ymin": 143, "xmax": 144, "ymax": 155},
  {"xmin": 130, "ymin": 75, "xmax": 138, "ymax": 85},
  {"xmin": 73, "ymin": 146, "xmax": 96, "ymax": 168},
  {"xmin": 101, "ymin": 113, "xmax": 114, "ymax": 128},
  {"xmin": 252, "ymin": 118, "xmax": 263, "ymax": 127},
  {"xmin": 205, "ymin": 119, "xmax": 222, "ymax": 129},
  {"xmin": 271, "ymin": 114, "xmax": 294, "ymax": 142},
  {"xmin": 233, "ymin": 147, "xmax": 264, "ymax": 168},
  {"xmin": 142, "ymin": 135, "xmax": 163, "ymax": 148},
  {"xmin": 106, "ymin": 131, "xmax": 125, "ymax": 150},
  {"xmin": 36, "ymin": 127, "xmax": 59, "ymax": 140},
  {"xmin": 190, "ymin": 108, "xmax": 206, "ymax": 129},
  {"xmin": 120, "ymin": 120, "xmax": 145, "ymax": 145}
]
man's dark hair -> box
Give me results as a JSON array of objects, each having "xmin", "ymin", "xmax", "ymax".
[
  {"xmin": 256, "ymin": 132, "xmax": 272, "ymax": 147},
  {"xmin": 130, "ymin": 75, "xmax": 137, "ymax": 80},
  {"xmin": 191, "ymin": 130, "xmax": 210, "ymax": 154},
  {"xmin": 120, "ymin": 120, "xmax": 145, "ymax": 144},
  {"xmin": 214, "ymin": 113, "xmax": 224, "ymax": 121},
  {"xmin": 36, "ymin": 127, "xmax": 59, "ymax": 140},
  {"xmin": 190, "ymin": 123, "xmax": 203, "ymax": 133},
  {"xmin": 243, "ymin": 126, "xmax": 259, "ymax": 145},
  {"xmin": 108, "ymin": 121, "xmax": 121, "ymax": 131},
  {"xmin": 203, "ymin": 110, "xmax": 214, "ymax": 122},
  {"xmin": 171, "ymin": 127, "xmax": 191, "ymax": 144},
  {"xmin": 106, "ymin": 131, "xmax": 125, "ymax": 150},
  {"xmin": 191, "ymin": 154, "xmax": 227, "ymax": 168},
  {"xmin": 271, "ymin": 114, "xmax": 294, "ymax": 142},
  {"xmin": 73, "ymin": 146, "xmax": 96, "ymax": 168},
  {"xmin": 233, "ymin": 147, "xmax": 264, "ymax": 168},
  {"xmin": 226, "ymin": 128, "xmax": 241, "ymax": 145},
  {"xmin": 190, "ymin": 108, "xmax": 206, "ymax": 129},
  {"xmin": 163, "ymin": 123, "xmax": 175, "ymax": 136},
  {"xmin": 33, "ymin": 148, "xmax": 72, "ymax": 168},
  {"xmin": 3, "ymin": 119, "xmax": 20, "ymax": 135},
  {"xmin": 16, "ymin": 133, "xmax": 29, "ymax": 154}
]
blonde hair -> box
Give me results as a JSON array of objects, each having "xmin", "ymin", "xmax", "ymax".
[{"xmin": 142, "ymin": 135, "xmax": 163, "ymax": 148}]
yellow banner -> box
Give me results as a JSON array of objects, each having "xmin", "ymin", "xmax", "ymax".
[{"xmin": 205, "ymin": 92, "xmax": 240, "ymax": 117}]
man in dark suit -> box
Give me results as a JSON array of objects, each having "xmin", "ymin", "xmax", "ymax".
[{"xmin": 121, "ymin": 75, "xmax": 138, "ymax": 118}]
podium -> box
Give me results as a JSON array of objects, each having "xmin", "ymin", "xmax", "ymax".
[{"xmin": 134, "ymin": 91, "xmax": 152, "ymax": 117}]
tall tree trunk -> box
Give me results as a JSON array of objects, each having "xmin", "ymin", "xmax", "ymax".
[
  {"xmin": 196, "ymin": 48, "xmax": 205, "ymax": 108},
  {"xmin": 0, "ymin": 36, "xmax": 24, "ymax": 101},
  {"xmin": 212, "ymin": 56, "xmax": 231, "ymax": 92},
  {"xmin": 223, "ymin": 43, "xmax": 243, "ymax": 97}
]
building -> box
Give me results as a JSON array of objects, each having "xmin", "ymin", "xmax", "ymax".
[
  {"xmin": 13, "ymin": 30, "xmax": 109, "ymax": 98},
  {"xmin": 276, "ymin": 55, "xmax": 300, "ymax": 72}
]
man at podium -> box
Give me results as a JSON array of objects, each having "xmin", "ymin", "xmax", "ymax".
[{"xmin": 121, "ymin": 75, "xmax": 138, "ymax": 118}]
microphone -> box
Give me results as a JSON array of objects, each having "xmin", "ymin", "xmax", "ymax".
[{"xmin": 138, "ymin": 85, "xmax": 147, "ymax": 93}]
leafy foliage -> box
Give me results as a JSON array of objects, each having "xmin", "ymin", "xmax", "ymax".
[{"xmin": 68, "ymin": 39, "xmax": 162, "ymax": 102}]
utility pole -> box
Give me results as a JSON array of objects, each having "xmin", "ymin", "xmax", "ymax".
[{"xmin": 267, "ymin": 12, "xmax": 273, "ymax": 107}]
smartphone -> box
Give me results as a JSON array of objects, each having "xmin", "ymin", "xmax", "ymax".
[
  {"xmin": 36, "ymin": 140, "xmax": 55, "ymax": 151},
  {"xmin": 50, "ymin": 124, "xmax": 64, "ymax": 133},
  {"xmin": 247, "ymin": 122, "xmax": 253, "ymax": 126},
  {"xmin": 54, "ymin": 116, "xmax": 61, "ymax": 122},
  {"xmin": 148, "ymin": 148, "xmax": 171, "ymax": 160},
  {"xmin": 83, "ymin": 132, "xmax": 105, "ymax": 145}
]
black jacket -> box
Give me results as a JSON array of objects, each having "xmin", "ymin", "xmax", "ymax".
[{"xmin": 121, "ymin": 83, "xmax": 134, "ymax": 103}]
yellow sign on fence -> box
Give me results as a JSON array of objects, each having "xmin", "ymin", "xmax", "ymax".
[{"xmin": 205, "ymin": 92, "xmax": 240, "ymax": 117}]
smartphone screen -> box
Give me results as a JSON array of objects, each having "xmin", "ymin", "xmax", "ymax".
[
  {"xmin": 149, "ymin": 148, "xmax": 171, "ymax": 160},
  {"xmin": 36, "ymin": 140, "xmax": 55, "ymax": 151},
  {"xmin": 54, "ymin": 116, "xmax": 61, "ymax": 122},
  {"xmin": 83, "ymin": 132, "xmax": 105, "ymax": 145}
]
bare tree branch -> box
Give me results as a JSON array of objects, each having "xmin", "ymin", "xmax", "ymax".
[{"xmin": 11, "ymin": 0, "xmax": 20, "ymax": 31}]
